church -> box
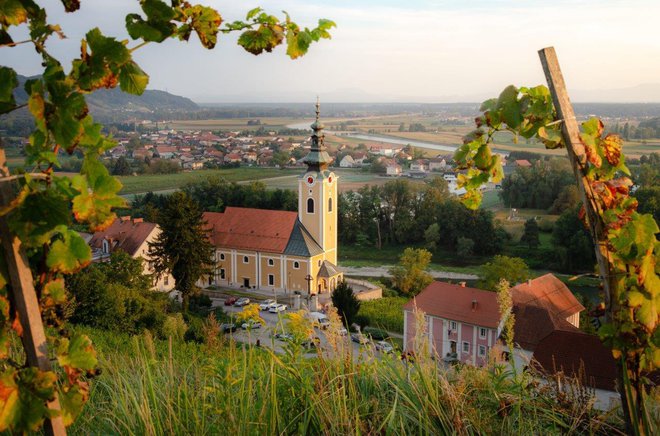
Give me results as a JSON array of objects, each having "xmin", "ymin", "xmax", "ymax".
[{"xmin": 202, "ymin": 103, "xmax": 343, "ymax": 295}]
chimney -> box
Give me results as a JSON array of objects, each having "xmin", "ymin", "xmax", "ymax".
[
  {"xmin": 120, "ymin": 215, "xmax": 131, "ymax": 223},
  {"xmin": 472, "ymin": 299, "xmax": 477, "ymax": 311},
  {"xmin": 459, "ymin": 281, "xmax": 466, "ymax": 288},
  {"xmin": 527, "ymin": 278, "xmax": 532, "ymax": 286},
  {"xmin": 133, "ymin": 218, "xmax": 143, "ymax": 224}
]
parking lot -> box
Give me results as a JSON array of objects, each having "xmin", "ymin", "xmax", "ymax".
[{"xmin": 213, "ymin": 297, "xmax": 396, "ymax": 359}]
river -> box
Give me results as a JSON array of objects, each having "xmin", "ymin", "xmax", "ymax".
[{"xmin": 287, "ymin": 121, "xmax": 457, "ymax": 153}]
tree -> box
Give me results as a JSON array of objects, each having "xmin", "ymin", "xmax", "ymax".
[
  {"xmin": 552, "ymin": 207, "xmax": 596, "ymax": 272},
  {"xmin": 112, "ymin": 156, "xmax": 132, "ymax": 175},
  {"xmin": 424, "ymin": 223, "xmax": 440, "ymax": 251},
  {"xmin": 389, "ymin": 248, "xmax": 433, "ymax": 296},
  {"xmin": 635, "ymin": 186, "xmax": 660, "ymax": 224},
  {"xmin": 520, "ymin": 218, "xmax": 540, "ymax": 249},
  {"xmin": 331, "ymin": 280, "xmax": 361, "ymax": 328},
  {"xmin": 478, "ymin": 255, "xmax": 529, "ymax": 291},
  {"xmin": 148, "ymin": 191, "xmax": 214, "ymax": 312},
  {"xmin": 66, "ymin": 251, "xmax": 167, "ymax": 334},
  {"xmin": 456, "ymin": 236, "xmax": 475, "ymax": 258},
  {"xmin": 272, "ymin": 151, "xmax": 290, "ymax": 167}
]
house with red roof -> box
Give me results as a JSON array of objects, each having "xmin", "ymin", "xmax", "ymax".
[
  {"xmin": 403, "ymin": 281, "xmax": 506, "ymax": 366},
  {"xmin": 202, "ymin": 104, "xmax": 343, "ymax": 296},
  {"xmin": 511, "ymin": 274, "xmax": 584, "ymax": 328},
  {"xmin": 87, "ymin": 216, "xmax": 174, "ymax": 292}
]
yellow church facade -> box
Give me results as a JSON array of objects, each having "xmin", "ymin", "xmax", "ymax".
[{"xmin": 202, "ymin": 103, "xmax": 342, "ymax": 295}]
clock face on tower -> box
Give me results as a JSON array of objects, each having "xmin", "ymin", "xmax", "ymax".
[
  {"xmin": 328, "ymin": 172, "xmax": 335, "ymax": 185},
  {"xmin": 305, "ymin": 174, "xmax": 316, "ymax": 186}
]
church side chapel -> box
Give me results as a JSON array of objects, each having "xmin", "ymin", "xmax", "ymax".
[{"xmin": 202, "ymin": 102, "xmax": 343, "ymax": 295}]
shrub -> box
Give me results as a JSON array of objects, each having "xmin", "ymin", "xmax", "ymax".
[
  {"xmin": 363, "ymin": 326, "xmax": 389, "ymax": 340},
  {"xmin": 357, "ymin": 297, "xmax": 407, "ymax": 333}
]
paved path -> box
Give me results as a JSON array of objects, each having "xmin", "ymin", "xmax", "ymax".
[{"xmin": 342, "ymin": 266, "xmax": 478, "ymax": 280}]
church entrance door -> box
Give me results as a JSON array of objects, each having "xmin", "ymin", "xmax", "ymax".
[{"xmin": 243, "ymin": 278, "xmax": 250, "ymax": 288}]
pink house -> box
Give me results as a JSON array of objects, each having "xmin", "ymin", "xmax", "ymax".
[{"xmin": 403, "ymin": 281, "xmax": 505, "ymax": 366}]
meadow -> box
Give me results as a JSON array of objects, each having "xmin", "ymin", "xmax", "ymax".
[
  {"xmin": 117, "ymin": 168, "xmax": 300, "ymax": 195},
  {"xmin": 65, "ymin": 325, "xmax": 627, "ymax": 435}
]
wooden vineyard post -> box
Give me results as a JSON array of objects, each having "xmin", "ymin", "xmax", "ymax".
[
  {"xmin": 538, "ymin": 46, "xmax": 639, "ymax": 433},
  {"xmin": 0, "ymin": 149, "xmax": 66, "ymax": 436}
]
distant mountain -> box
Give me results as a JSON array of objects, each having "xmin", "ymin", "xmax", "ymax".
[{"xmin": 13, "ymin": 75, "xmax": 198, "ymax": 121}]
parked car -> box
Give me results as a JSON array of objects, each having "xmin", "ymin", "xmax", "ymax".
[
  {"xmin": 274, "ymin": 332, "xmax": 294, "ymax": 341},
  {"xmin": 338, "ymin": 327, "xmax": 348, "ymax": 336},
  {"xmin": 351, "ymin": 333, "xmax": 369, "ymax": 345},
  {"xmin": 241, "ymin": 320, "xmax": 262, "ymax": 330},
  {"xmin": 269, "ymin": 304, "xmax": 287, "ymax": 313},
  {"xmin": 221, "ymin": 323, "xmax": 237, "ymax": 333},
  {"xmin": 375, "ymin": 340, "xmax": 394, "ymax": 354},
  {"xmin": 259, "ymin": 299, "xmax": 276, "ymax": 311},
  {"xmin": 316, "ymin": 317, "xmax": 331, "ymax": 330},
  {"xmin": 234, "ymin": 297, "xmax": 250, "ymax": 307},
  {"xmin": 224, "ymin": 297, "xmax": 237, "ymax": 306}
]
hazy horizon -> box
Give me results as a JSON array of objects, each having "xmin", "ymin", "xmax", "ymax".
[{"xmin": 5, "ymin": 0, "xmax": 660, "ymax": 103}]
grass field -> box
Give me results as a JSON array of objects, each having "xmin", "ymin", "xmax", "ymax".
[{"xmin": 118, "ymin": 168, "xmax": 300, "ymax": 195}]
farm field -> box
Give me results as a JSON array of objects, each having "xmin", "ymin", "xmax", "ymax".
[{"xmin": 117, "ymin": 168, "xmax": 300, "ymax": 195}]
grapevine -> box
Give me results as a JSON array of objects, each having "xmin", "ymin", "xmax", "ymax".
[
  {"xmin": 454, "ymin": 82, "xmax": 659, "ymax": 433},
  {"xmin": 0, "ymin": 0, "xmax": 334, "ymax": 432}
]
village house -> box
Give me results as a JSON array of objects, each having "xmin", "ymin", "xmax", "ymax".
[
  {"xmin": 86, "ymin": 217, "xmax": 174, "ymax": 292},
  {"xmin": 386, "ymin": 162, "xmax": 402, "ymax": 176},
  {"xmin": 403, "ymin": 281, "xmax": 504, "ymax": 366},
  {"xmin": 428, "ymin": 157, "xmax": 448, "ymax": 171},
  {"xmin": 514, "ymin": 159, "xmax": 532, "ymax": 168},
  {"xmin": 339, "ymin": 155, "xmax": 356, "ymax": 168},
  {"xmin": 410, "ymin": 159, "xmax": 428, "ymax": 172},
  {"xmin": 201, "ymin": 103, "xmax": 343, "ymax": 295}
]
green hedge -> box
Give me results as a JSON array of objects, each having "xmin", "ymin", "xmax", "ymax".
[{"xmin": 357, "ymin": 297, "xmax": 408, "ymax": 333}]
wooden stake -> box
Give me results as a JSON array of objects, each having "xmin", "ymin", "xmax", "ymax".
[
  {"xmin": 537, "ymin": 47, "xmax": 615, "ymax": 311},
  {"xmin": 0, "ymin": 149, "xmax": 66, "ymax": 436}
]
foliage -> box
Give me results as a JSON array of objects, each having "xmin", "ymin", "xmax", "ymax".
[
  {"xmin": 478, "ymin": 255, "xmax": 530, "ymax": 291},
  {"xmin": 499, "ymin": 158, "xmax": 575, "ymax": 211},
  {"xmin": 551, "ymin": 206, "xmax": 597, "ymax": 272},
  {"xmin": 162, "ymin": 313, "xmax": 187, "ymax": 341},
  {"xmin": 284, "ymin": 310, "xmax": 314, "ymax": 344},
  {"xmin": 457, "ymin": 236, "xmax": 475, "ymax": 258},
  {"xmin": 331, "ymin": 280, "xmax": 360, "ymax": 327},
  {"xmin": 453, "ymin": 82, "xmax": 659, "ymax": 432},
  {"xmin": 520, "ymin": 218, "xmax": 540, "ymax": 249},
  {"xmin": 0, "ymin": 1, "xmax": 332, "ymax": 430},
  {"xmin": 66, "ymin": 251, "xmax": 168, "ymax": 334},
  {"xmin": 635, "ymin": 186, "xmax": 660, "ymax": 224},
  {"xmin": 389, "ymin": 248, "xmax": 433, "ymax": 296},
  {"xmin": 235, "ymin": 304, "xmax": 264, "ymax": 327},
  {"xmin": 495, "ymin": 279, "xmax": 514, "ymax": 347},
  {"xmin": 147, "ymin": 191, "xmax": 214, "ymax": 311},
  {"xmin": 357, "ymin": 297, "xmax": 407, "ymax": 333}
]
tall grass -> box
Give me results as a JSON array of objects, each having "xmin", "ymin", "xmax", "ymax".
[{"xmin": 66, "ymin": 323, "xmax": 625, "ymax": 435}]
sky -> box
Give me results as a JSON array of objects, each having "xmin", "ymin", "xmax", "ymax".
[{"xmin": 4, "ymin": 0, "xmax": 660, "ymax": 103}]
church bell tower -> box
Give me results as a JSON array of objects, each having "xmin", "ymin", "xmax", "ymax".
[{"xmin": 299, "ymin": 99, "xmax": 338, "ymax": 264}]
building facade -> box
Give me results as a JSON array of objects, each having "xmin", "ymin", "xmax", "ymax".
[
  {"xmin": 203, "ymin": 102, "xmax": 343, "ymax": 295},
  {"xmin": 403, "ymin": 281, "xmax": 505, "ymax": 367}
]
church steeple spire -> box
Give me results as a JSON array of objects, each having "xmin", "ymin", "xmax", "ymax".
[{"xmin": 303, "ymin": 98, "xmax": 333, "ymax": 171}]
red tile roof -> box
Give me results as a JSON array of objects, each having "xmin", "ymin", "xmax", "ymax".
[
  {"xmin": 511, "ymin": 274, "xmax": 584, "ymax": 320},
  {"xmin": 532, "ymin": 330, "xmax": 617, "ymax": 391},
  {"xmin": 204, "ymin": 207, "xmax": 298, "ymax": 253},
  {"xmin": 513, "ymin": 303, "xmax": 579, "ymax": 351},
  {"xmin": 89, "ymin": 217, "xmax": 157, "ymax": 257},
  {"xmin": 403, "ymin": 282, "xmax": 501, "ymax": 328},
  {"xmin": 514, "ymin": 159, "xmax": 532, "ymax": 167}
]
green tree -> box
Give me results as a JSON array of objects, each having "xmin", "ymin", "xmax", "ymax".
[
  {"xmin": 112, "ymin": 156, "xmax": 132, "ymax": 175},
  {"xmin": 551, "ymin": 207, "xmax": 596, "ymax": 272},
  {"xmin": 148, "ymin": 192, "xmax": 214, "ymax": 312},
  {"xmin": 272, "ymin": 151, "xmax": 290, "ymax": 167},
  {"xmin": 66, "ymin": 251, "xmax": 167, "ymax": 333},
  {"xmin": 520, "ymin": 218, "xmax": 540, "ymax": 249},
  {"xmin": 478, "ymin": 255, "xmax": 529, "ymax": 291},
  {"xmin": 456, "ymin": 236, "xmax": 475, "ymax": 258},
  {"xmin": 331, "ymin": 280, "xmax": 361, "ymax": 327},
  {"xmin": 424, "ymin": 223, "xmax": 440, "ymax": 251},
  {"xmin": 635, "ymin": 186, "xmax": 660, "ymax": 224},
  {"xmin": 389, "ymin": 248, "xmax": 433, "ymax": 296}
]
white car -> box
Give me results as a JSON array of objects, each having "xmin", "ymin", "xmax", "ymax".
[
  {"xmin": 241, "ymin": 320, "xmax": 262, "ymax": 330},
  {"xmin": 259, "ymin": 299, "xmax": 276, "ymax": 310},
  {"xmin": 269, "ymin": 304, "xmax": 287, "ymax": 313},
  {"xmin": 375, "ymin": 341, "xmax": 394, "ymax": 354},
  {"xmin": 234, "ymin": 297, "xmax": 250, "ymax": 307}
]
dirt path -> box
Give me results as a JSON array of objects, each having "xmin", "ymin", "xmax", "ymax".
[{"xmin": 342, "ymin": 266, "xmax": 477, "ymax": 281}]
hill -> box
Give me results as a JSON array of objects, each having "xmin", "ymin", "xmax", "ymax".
[{"xmin": 12, "ymin": 74, "xmax": 198, "ymax": 122}]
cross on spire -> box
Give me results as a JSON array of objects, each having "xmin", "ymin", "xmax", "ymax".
[{"xmin": 303, "ymin": 98, "xmax": 333, "ymax": 171}]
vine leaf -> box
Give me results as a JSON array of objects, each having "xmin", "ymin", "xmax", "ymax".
[
  {"xmin": 0, "ymin": 0, "xmax": 28, "ymax": 26},
  {"xmin": 238, "ymin": 25, "xmax": 284, "ymax": 55},
  {"xmin": 118, "ymin": 61, "xmax": 149, "ymax": 95},
  {"xmin": 0, "ymin": 67, "xmax": 18, "ymax": 114},
  {"xmin": 46, "ymin": 230, "xmax": 91, "ymax": 274},
  {"xmin": 56, "ymin": 335, "xmax": 97, "ymax": 371},
  {"xmin": 125, "ymin": 0, "xmax": 176, "ymax": 43}
]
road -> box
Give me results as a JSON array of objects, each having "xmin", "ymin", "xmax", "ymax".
[{"xmin": 342, "ymin": 266, "xmax": 477, "ymax": 280}]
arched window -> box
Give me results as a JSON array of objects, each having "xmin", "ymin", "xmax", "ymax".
[
  {"xmin": 102, "ymin": 240, "xmax": 109, "ymax": 254},
  {"xmin": 328, "ymin": 197, "xmax": 333, "ymax": 212},
  {"xmin": 307, "ymin": 198, "xmax": 314, "ymax": 214}
]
